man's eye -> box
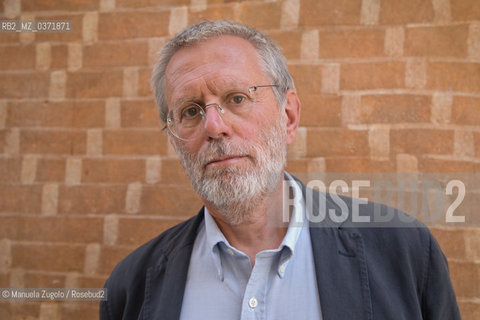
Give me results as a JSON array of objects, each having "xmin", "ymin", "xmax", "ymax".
[
  {"xmin": 231, "ymin": 95, "xmax": 246, "ymax": 104},
  {"xmin": 181, "ymin": 106, "xmax": 200, "ymax": 119}
]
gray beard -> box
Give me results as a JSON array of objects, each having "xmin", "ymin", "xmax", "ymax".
[{"xmin": 172, "ymin": 118, "xmax": 287, "ymax": 225}]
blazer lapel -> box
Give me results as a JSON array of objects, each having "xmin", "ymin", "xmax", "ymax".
[
  {"xmin": 143, "ymin": 246, "xmax": 193, "ymax": 320},
  {"xmin": 304, "ymin": 186, "xmax": 373, "ymax": 320}
]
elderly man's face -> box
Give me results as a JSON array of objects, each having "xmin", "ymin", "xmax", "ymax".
[{"xmin": 165, "ymin": 35, "xmax": 294, "ymax": 223}]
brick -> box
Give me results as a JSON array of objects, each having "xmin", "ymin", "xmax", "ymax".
[
  {"xmin": 0, "ymin": 157, "xmax": 21, "ymax": 183},
  {"xmin": 22, "ymin": 0, "xmax": 98, "ymax": 11},
  {"xmin": 41, "ymin": 183, "xmax": 59, "ymax": 215},
  {"xmin": 0, "ymin": 273, "xmax": 9, "ymax": 287},
  {"xmin": 299, "ymin": 94, "xmax": 342, "ymax": 127},
  {"xmin": 0, "ymin": 130, "xmax": 5, "ymax": 153},
  {"xmin": 280, "ymin": 0, "xmax": 300, "ymax": 28},
  {"xmin": 3, "ymin": 0, "xmax": 19, "ymax": 17},
  {"xmin": 285, "ymin": 159, "xmax": 311, "ymax": 174},
  {"xmin": 68, "ymin": 43, "xmax": 83, "ymax": 71},
  {"xmin": 406, "ymin": 59, "xmax": 427, "ymax": 89},
  {"xmin": 0, "ymin": 216, "xmax": 103, "ymax": 243},
  {"xmin": 83, "ymin": 41, "xmax": 149, "ymax": 68},
  {"xmin": 11, "ymin": 243, "xmax": 85, "ymax": 272},
  {"xmin": 159, "ymin": 158, "xmax": 190, "ymax": 185},
  {"xmin": 105, "ymin": 98, "xmax": 121, "ymax": 128},
  {"xmin": 146, "ymin": 157, "xmax": 162, "ymax": 184},
  {"xmin": 321, "ymin": 64, "xmax": 340, "ymax": 93},
  {"xmin": 0, "ymin": 32, "xmax": 19, "ymax": 44},
  {"xmin": 451, "ymin": 96, "xmax": 480, "ymax": 126},
  {"xmin": 7, "ymin": 101, "xmax": 105, "ymax": 128},
  {"xmin": 188, "ymin": 5, "xmax": 235, "ymax": 23},
  {"xmin": 350, "ymin": 94, "xmax": 431, "ymax": 124},
  {"xmin": 169, "ymin": 6, "xmax": 188, "ymax": 36},
  {"xmin": 84, "ymin": 243, "xmax": 101, "ymax": 274},
  {"xmin": 379, "ymin": 0, "xmax": 434, "ymax": 24},
  {"xmin": 23, "ymin": 273, "xmax": 64, "ymax": 288},
  {"xmin": 432, "ymin": 0, "xmax": 451, "ymax": 22},
  {"xmin": 430, "ymin": 228, "xmax": 467, "ymax": 260},
  {"xmin": 36, "ymin": 158, "xmax": 66, "ymax": 182},
  {"xmin": 451, "ymin": 0, "xmax": 480, "ymax": 21},
  {"xmin": 0, "ymin": 73, "xmax": 50, "ymax": 99},
  {"xmin": 51, "ymin": 45, "xmax": 68, "ymax": 69},
  {"xmin": 300, "ymin": 30, "xmax": 317, "ymax": 63},
  {"xmin": 65, "ymin": 158, "xmax": 82, "ymax": 185},
  {"xmin": 325, "ymin": 158, "xmax": 394, "ymax": 172},
  {"xmin": 427, "ymin": 62, "xmax": 480, "ymax": 94},
  {"xmin": 390, "ymin": 129, "xmax": 453, "ymax": 155},
  {"xmin": 121, "ymin": 100, "xmax": 160, "ymax": 127},
  {"xmin": 360, "ymin": 0, "xmax": 380, "ymax": 25},
  {"xmin": 306, "ymin": 129, "xmax": 369, "ymax": 157},
  {"xmin": 0, "ymin": 45, "xmax": 35, "ymax": 70},
  {"xmin": 123, "ymin": 67, "xmax": 139, "ymax": 97},
  {"xmin": 368, "ymin": 125, "xmax": 390, "ymax": 160},
  {"xmin": 300, "ymin": 0, "xmax": 362, "ymax": 26},
  {"xmin": 449, "ymin": 261, "xmax": 480, "ymax": 298},
  {"xmin": 458, "ymin": 302, "xmax": 480, "ymax": 320},
  {"xmin": 288, "ymin": 65, "xmax": 323, "ymax": 96},
  {"xmin": 82, "ymin": 158, "xmax": 145, "ymax": 183},
  {"xmin": 418, "ymin": 158, "xmax": 477, "ymax": 173},
  {"xmin": 341, "ymin": 62, "xmax": 405, "ymax": 90},
  {"xmin": 404, "ymin": 25, "xmax": 469, "ymax": 57},
  {"xmin": 36, "ymin": 43, "xmax": 51, "ymax": 71},
  {"xmin": 469, "ymin": 24, "xmax": 480, "ymax": 60},
  {"xmin": 4, "ymin": 128, "xmax": 20, "ymax": 155},
  {"xmin": 98, "ymin": 11, "xmax": 170, "ymax": 40},
  {"xmin": 318, "ymin": 29, "xmax": 385, "ymax": 58},
  {"xmin": 86, "ymin": 129, "xmax": 103, "ymax": 155},
  {"xmin": 396, "ymin": 154, "xmax": 418, "ymax": 172},
  {"xmin": 431, "ymin": 93, "xmax": 452, "ymax": 124},
  {"xmin": 35, "ymin": 14, "xmax": 83, "ymax": 42},
  {"xmin": 58, "ymin": 185, "xmax": 127, "ymax": 214},
  {"xmin": 117, "ymin": 0, "xmax": 188, "ymax": 8},
  {"xmin": 475, "ymin": 132, "xmax": 480, "ymax": 158},
  {"xmin": 20, "ymin": 130, "xmax": 86, "ymax": 155},
  {"xmin": 138, "ymin": 68, "xmax": 153, "ymax": 97},
  {"xmin": 66, "ymin": 70, "xmax": 123, "ymax": 98},
  {"xmin": 237, "ymin": 2, "xmax": 282, "ymax": 30},
  {"xmin": 268, "ymin": 30, "xmax": 302, "ymax": 60},
  {"xmin": 0, "ymin": 185, "xmax": 42, "ymax": 213},
  {"xmin": 117, "ymin": 217, "xmax": 184, "ymax": 246},
  {"xmin": 60, "ymin": 303, "xmax": 101, "ymax": 320},
  {"xmin": 83, "ymin": 12, "xmax": 99, "ymax": 43},
  {"xmin": 4, "ymin": 303, "xmax": 40, "ymax": 320},
  {"xmin": 21, "ymin": 155, "xmax": 37, "ymax": 184},
  {"xmin": 140, "ymin": 185, "xmax": 202, "ymax": 216},
  {"xmin": 98, "ymin": 246, "xmax": 134, "ymax": 275},
  {"xmin": 103, "ymin": 129, "xmax": 167, "ymax": 155},
  {"xmin": 49, "ymin": 70, "xmax": 66, "ymax": 100},
  {"xmin": 103, "ymin": 214, "xmax": 118, "ymax": 246},
  {"xmin": 125, "ymin": 183, "xmax": 142, "ymax": 214},
  {"xmin": 385, "ymin": 27, "xmax": 404, "ymax": 57},
  {"xmin": 454, "ymin": 130, "xmax": 474, "ymax": 158},
  {"xmin": 76, "ymin": 275, "xmax": 107, "ymax": 289}
]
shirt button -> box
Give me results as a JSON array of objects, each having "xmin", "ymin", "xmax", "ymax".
[
  {"xmin": 226, "ymin": 248, "xmax": 234, "ymax": 255},
  {"xmin": 248, "ymin": 297, "xmax": 258, "ymax": 309},
  {"xmin": 279, "ymin": 263, "xmax": 286, "ymax": 274}
]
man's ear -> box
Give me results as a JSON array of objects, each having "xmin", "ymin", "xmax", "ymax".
[{"xmin": 283, "ymin": 89, "xmax": 301, "ymax": 145}]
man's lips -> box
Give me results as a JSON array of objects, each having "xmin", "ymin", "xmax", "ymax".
[{"xmin": 205, "ymin": 155, "xmax": 248, "ymax": 167}]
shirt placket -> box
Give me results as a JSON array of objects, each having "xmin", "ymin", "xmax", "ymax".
[{"xmin": 240, "ymin": 253, "xmax": 276, "ymax": 320}]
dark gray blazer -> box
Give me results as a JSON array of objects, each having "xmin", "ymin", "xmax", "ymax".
[{"xmin": 100, "ymin": 182, "xmax": 461, "ymax": 320}]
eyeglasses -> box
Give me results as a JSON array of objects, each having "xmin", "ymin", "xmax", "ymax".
[{"xmin": 166, "ymin": 84, "xmax": 278, "ymax": 141}]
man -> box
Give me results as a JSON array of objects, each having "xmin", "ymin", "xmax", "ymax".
[{"xmin": 101, "ymin": 20, "xmax": 460, "ymax": 320}]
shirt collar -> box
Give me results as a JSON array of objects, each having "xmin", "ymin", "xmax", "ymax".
[{"xmin": 203, "ymin": 172, "xmax": 306, "ymax": 280}]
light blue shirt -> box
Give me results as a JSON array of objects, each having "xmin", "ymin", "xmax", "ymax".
[{"xmin": 180, "ymin": 174, "xmax": 322, "ymax": 320}]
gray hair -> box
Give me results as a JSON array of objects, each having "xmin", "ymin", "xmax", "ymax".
[{"xmin": 151, "ymin": 20, "xmax": 295, "ymax": 123}]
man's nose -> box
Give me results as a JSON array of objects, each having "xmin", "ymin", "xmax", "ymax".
[{"xmin": 202, "ymin": 104, "xmax": 232, "ymax": 139}]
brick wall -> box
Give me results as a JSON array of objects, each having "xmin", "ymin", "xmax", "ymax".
[{"xmin": 0, "ymin": 0, "xmax": 479, "ymax": 319}]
